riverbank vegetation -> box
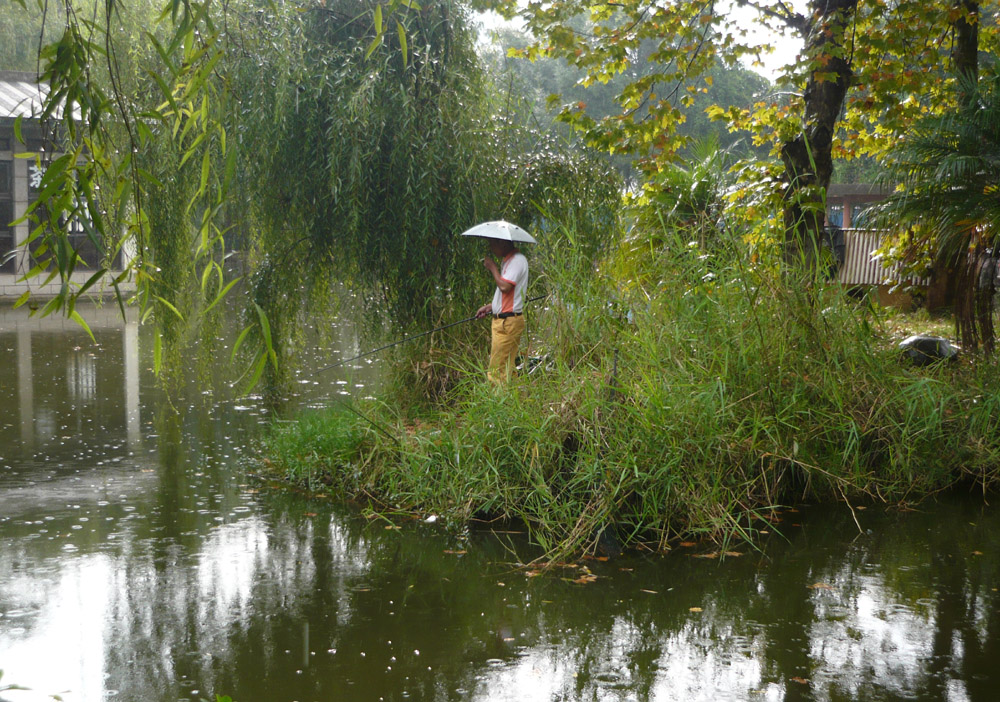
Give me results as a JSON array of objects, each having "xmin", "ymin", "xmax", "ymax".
[
  {"xmin": 261, "ymin": 210, "xmax": 1000, "ymax": 557},
  {"xmin": 7, "ymin": 1, "xmax": 1000, "ymax": 555},
  {"xmin": 3, "ymin": 0, "xmax": 622, "ymax": 389}
]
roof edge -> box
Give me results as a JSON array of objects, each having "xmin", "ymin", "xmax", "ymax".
[
  {"xmin": 0, "ymin": 70, "xmax": 44, "ymax": 84},
  {"xmin": 828, "ymin": 183, "xmax": 890, "ymax": 197}
]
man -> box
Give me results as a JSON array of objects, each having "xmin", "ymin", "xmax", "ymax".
[{"xmin": 475, "ymin": 237, "xmax": 529, "ymax": 383}]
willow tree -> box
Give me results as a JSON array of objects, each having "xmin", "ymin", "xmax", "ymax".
[
  {"xmin": 478, "ymin": 0, "xmax": 999, "ymax": 271},
  {"xmin": 229, "ymin": 0, "xmax": 504, "ymax": 340},
  {"xmin": 15, "ymin": 0, "xmax": 622, "ymax": 387}
]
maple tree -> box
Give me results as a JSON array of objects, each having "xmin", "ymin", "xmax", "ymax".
[{"xmin": 478, "ymin": 0, "xmax": 998, "ymax": 268}]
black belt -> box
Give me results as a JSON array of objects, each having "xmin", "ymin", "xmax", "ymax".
[{"xmin": 494, "ymin": 312, "xmax": 523, "ymax": 319}]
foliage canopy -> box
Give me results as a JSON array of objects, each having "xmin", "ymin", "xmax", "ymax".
[
  {"xmin": 5, "ymin": 0, "xmax": 621, "ymax": 387},
  {"xmin": 476, "ymin": 0, "xmax": 998, "ymax": 263}
]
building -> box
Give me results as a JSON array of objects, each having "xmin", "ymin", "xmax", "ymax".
[
  {"xmin": 826, "ymin": 183, "xmax": 888, "ymax": 229},
  {"xmin": 825, "ymin": 184, "xmax": 931, "ymax": 309},
  {"xmin": 1, "ymin": 70, "xmax": 131, "ymax": 299}
]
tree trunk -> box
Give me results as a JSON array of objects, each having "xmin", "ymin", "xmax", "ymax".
[
  {"xmin": 953, "ymin": 0, "xmax": 979, "ymax": 91},
  {"xmin": 780, "ymin": 0, "xmax": 858, "ymax": 270},
  {"xmin": 950, "ymin": 1, "xmax": 988, "ymax": 351}
]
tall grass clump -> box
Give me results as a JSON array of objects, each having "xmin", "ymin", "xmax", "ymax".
[
  {"xmin": 261, "ymin": 214, "xmax": 1000, "ymax": 556},
  {"xmin": 262, "ymin": 409, "xmax": 370, "ymax": 493}
]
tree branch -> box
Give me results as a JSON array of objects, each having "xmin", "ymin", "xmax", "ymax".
[{"xmin": 733, "ymin": 0, "xmax": 809, "ymax": 33}]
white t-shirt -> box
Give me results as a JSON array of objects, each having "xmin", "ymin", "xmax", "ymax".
[{"xmin": 491, "ymin": 251, "xmax": 529, "ymax": 314}]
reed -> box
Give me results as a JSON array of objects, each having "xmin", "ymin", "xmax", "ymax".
[{"xmin": 260, "ymin": 219, "xmax": 1000, "ymax": 556}]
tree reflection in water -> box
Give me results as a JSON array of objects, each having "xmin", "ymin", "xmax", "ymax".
[
  {"xmin": 5, "ymin": 495, "xmax": 992, "ymax": 701},
  {"xmin": 2, "ymin": 311, "xmax": 1000, "ymax": 701}
]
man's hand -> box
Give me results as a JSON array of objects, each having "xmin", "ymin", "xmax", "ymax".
[
  {"xmin": 483, "ymin": 256, "xmax": 498, "ymax": 275},
  {"xmin": 476, "ymin": 304, "xmax": 493, "ymax": 319}
]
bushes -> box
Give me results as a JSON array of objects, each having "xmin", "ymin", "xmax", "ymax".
[
  {"xmin": 260, "ymin": 221, "xmax": 1000, "ymax": 556},
  {"xmin": 263, "ymin": 409, "xmax": 369, "ymax": 492}
]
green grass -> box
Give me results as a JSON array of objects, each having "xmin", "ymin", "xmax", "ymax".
[
  {"xmin": 258, "ymin": 225, "xmax": 1000, "ymax": 558},
  {"xmin": 261, "ymin": 408, "xmax": 369, "ymax": 492}
]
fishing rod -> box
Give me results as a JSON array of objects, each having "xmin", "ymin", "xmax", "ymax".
[{"xmin": 310, "ymin": 294, "xmax": 548, "ymax": 377}]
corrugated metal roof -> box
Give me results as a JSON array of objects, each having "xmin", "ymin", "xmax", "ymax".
[
  {"xmin": 837, "ymin": 229, "xmax": 930, "ymax": 286},
  {"xmin": 0, "ymin": 71, "xmax": 49, "ymax": 120}
]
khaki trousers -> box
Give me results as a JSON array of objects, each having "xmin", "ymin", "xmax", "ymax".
[{"xmin": 488, "ymin": 315, "xmax": 525, "ymax": 383}]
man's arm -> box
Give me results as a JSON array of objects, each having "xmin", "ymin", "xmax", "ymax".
[{"xmin": 484, "ymin": 257, "xmax": 513, "ymax": 293}]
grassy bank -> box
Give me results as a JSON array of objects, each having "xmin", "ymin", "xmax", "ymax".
[{"xmin": 259, "ymin": 228, "xmax": 1000, "ymax": 558}]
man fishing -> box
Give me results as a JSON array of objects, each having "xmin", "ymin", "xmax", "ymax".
[{"xmin": 474, "ymin": 234, "xmax": 530, "ymax": 383}]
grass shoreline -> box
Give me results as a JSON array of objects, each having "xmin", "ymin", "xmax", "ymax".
[
  {"xmin": 258, "ymin": 225, "xmax": 1000, "ymax": 558},
  {"xmin": 258, "ymin": 284, "xmax": 1000, "ymax": 559}
]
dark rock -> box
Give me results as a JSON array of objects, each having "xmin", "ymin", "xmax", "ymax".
[{"xmin": 899, "ymin": 335, "xmax": 959, "ymax": 366}]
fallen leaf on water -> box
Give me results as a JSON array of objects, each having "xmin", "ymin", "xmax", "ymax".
[
  {"xmin": 531, "ymin": 561, "xmax": 579, "ymax": 570},
  {"xmin": 304, "ymin": 512, "xmax": 317, "ymax": 517},
  {"xmin": 689, "ymin": 607, "xmax": 703, "ymax": 612},
  {"xmin": 640, "ymin": 589, "xmax": 658, "ymax": 594},
  {"xmin": 572, "ymin": 573, "xmax": 598, "ymax": 585},
  {"xmin": 972, "ymin": 551, "xmax": 984, "ymax": 556},
  {"xmin": 808, "ymin": 582, "xmax": 834, "ymax": 590},
  {"xmin": 692, "ymin": 552, "xmax": 719, "ymax": 559},
  {"xmin": 584, "ymin": 555, "xmax": 609, "ymax": 562},
  {"xmin": 442, "ymin": 549, "xmax": 467, "ymax": 555},
  {"xmin": 856, "ymin": 506, "xmax": 867, "ymax": 510},
  {"xmin": 679, "ymin": 542, "xmax": 697, "ymax": 547},
  {"xmin": 619, "ymin": 567, "xmax": 634, "ymax": 572},
  {"xmin": 790, "ymin": 677, "xmax": 810, "ymax": 685},
  {"xmin": 384, "ymin": 525, "xmax": 400, "ymax": 530},
  {"xmin": 525, "ymin": 570, "xmax": 542, "ymax": 578},
  {"xmin": 723, "ymin": 551, "xmax": 743, "ymax": 557}
]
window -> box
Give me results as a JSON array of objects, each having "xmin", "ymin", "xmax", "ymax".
[
  {"xmin": 827, "ymin": 204, "xmax": 844, "ymax": 227},
  {"xmin": 25, "ymin": 137, "xmax": 47, "ymax": 153},
  {"xmin": 0, "ymin": 201, "xmax": 13, "ymax": 274},
  {"xmin": 852, "ymin": 203, "xmax": 873, "ymax": 228},
  {"xmin": 0, "ymin": 161, "xmax": 12, "ymax": 273}
]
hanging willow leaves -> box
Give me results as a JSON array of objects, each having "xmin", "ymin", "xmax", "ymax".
[{"xmin": 10, "ymin": 0, "xmax": 619, "ymax": 391}]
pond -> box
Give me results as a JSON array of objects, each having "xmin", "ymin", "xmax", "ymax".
[{"xmin": 1, "ymin": 302, "xmax": 999, "ymax": 702}]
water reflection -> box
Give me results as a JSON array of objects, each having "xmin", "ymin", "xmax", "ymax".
[
  {"xmin": 0, "ymin": 305, "xmax": 142, "ymax": 455},
  {"xmin": 2, "ymin": 304, "xmax": 1000, "ymax": 701}
]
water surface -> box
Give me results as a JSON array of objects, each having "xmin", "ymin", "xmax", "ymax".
[{"xmin": 1, "ymin": 303, "xmax": 999, "ymax": 702}]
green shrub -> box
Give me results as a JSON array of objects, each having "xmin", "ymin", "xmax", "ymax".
[{"xmin": 259, "ymin": 217, "xmax": 1000, "ymax": 556}]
